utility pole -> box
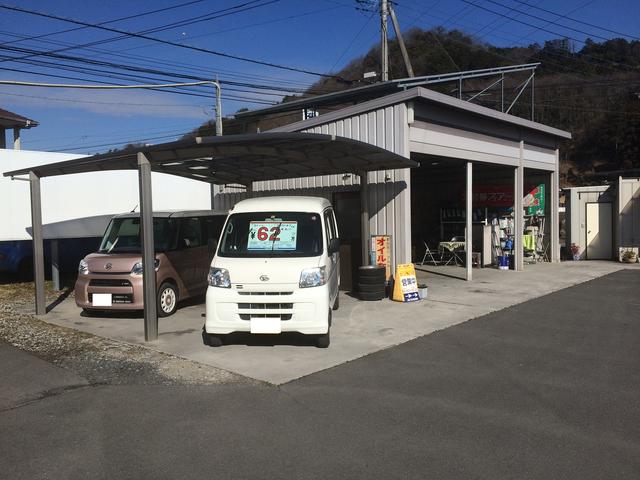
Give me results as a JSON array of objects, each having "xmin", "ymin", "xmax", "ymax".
[
  {"xmin": 388, "ymin": 3, "xmax": 414, "ymax": 78},
  {"xmin": 213, "ymin": 76, "xmax": 222, "ymax": 136},
  {"xmin": 380, "ymin": 0, "xmax": 389, "ymax": 81}
]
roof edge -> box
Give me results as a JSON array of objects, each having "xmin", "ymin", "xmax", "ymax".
[{"xmin": 270, "ymin": 86, "xmax": 571, "ymax": 140}]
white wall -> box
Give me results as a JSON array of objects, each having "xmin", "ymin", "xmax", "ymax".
[
  {"xmin": 618, "ymin": 177, "xmax": 640, "ymax": 250},
  {"xmin": 1, "ymin": 148, "xmax": 212, "ymax": 241}
]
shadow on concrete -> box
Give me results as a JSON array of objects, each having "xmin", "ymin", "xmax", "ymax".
[
  {"xmin": 46, "ymin": 287, "xmax": 74, "ymax": 313},
  {"xmin": 80, "ymin": 309, "xmax": 142, "ymax": 319},
  {"xmin": 415, "ymin": 266, "xmax": 466, "ymax": 281},
  {"xmin": 204, "ymin": 331, "xmax": 318, "ymax": 348}
]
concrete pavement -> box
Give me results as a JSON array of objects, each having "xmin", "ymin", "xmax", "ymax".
[
  {"xmin": 42, "ymin": 261, "xmax": 630, "ymax": 384},
  {"xmin": 1, "ymin": 269, "xmax": 639, "ymax": 479}
]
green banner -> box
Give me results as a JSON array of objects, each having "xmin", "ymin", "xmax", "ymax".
[{"xmin": 523, "ymin": 184, "xmax": 545, "ymax": 216}]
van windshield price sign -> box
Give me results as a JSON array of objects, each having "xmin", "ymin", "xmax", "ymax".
[{"xmin": 247, "ymin": 221, "xmax": 298, "ymax": 250}]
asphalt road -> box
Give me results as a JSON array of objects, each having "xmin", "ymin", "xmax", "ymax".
[{"xmin": 1, "ymin": 269, "xmax": 639, "ymax": 479}]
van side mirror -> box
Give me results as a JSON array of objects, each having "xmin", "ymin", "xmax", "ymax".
[
  {"xmin": 207, "ymin": 238, "xmax": 218, "ymax": 252},
  {"xmin": 328, "ymin": 238, "xmax": 340, "ymax": 254}
]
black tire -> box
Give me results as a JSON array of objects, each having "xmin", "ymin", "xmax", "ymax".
[
  {"xmin": 157, "ymin": 282, "xmax": 178, "ymax": 317},
  {"xmin": 358, "ymin": 265, "xmax": 385, "ymax": 278},
  {"xmin": 359, "ymin": 291, "xmax": 385, "ymax": 301},
  {"xmin": 357, "ymin": 283, "xmax": 386, "ymax": 293},
  {"xmin": 315, "ymin": 332, "xmax": 330, "ymax": 348},
  {"xmin": 201, "ymin": 327, "xmax": 224, "ymax": 347},
  {"xmin": 206, "ymin": 334, "xmax": 224, "ymax": 347},
  {"xmin": 315, "ymin": 310, "xmax": 331, "ymax": 348},
  {"xmin": 332, "ymin": 292, "xmax": 339, "ymax": 311},
  {"xmin": 357, "ymin": 275, "xmax": 386, "ymax": 285}
]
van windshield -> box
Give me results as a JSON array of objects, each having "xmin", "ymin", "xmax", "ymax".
[
  {"xmin": 218, "ymin": 212, "xmax": 323, "ymax": 258},
  {"xmin": 98, "ymin": 217, "xmax": 178, "ymax": 253}
]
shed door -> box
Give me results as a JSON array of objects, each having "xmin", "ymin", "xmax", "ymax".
[{"xmin": 586, "ymin": 202, "xmax": 612, "ymax": 259}]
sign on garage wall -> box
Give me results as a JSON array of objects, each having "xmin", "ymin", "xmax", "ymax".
[{"xmin": 371, "ymin": 235, "xmax": 392, "ymax": 280}]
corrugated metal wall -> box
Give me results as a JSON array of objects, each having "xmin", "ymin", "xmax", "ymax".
[
  {"xmin": 213, "ymin": 103, "xmax": 412, "ymax": 265},
  {"xmin": 618, "ymin": 177, "xmax": 640, "ymax": 248}
]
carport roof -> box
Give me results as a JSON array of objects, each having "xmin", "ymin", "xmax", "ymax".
[{"xmin": 3, "ymin": 132, "xmax": 418, "ymax": 185}]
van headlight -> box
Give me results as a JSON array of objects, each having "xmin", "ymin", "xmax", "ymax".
[
  {"xmin": 131, "ymin": 259, "xmax": 160, "ymax": 276},
  {"xmin": 208, "ymin": 267, "xmax": 230, "ymax": 288},
  {"xmin": 299, "ymin": 266, "xmax": 326, "ymax": 288},
  {"xmin": 78, "ymin": 259, "xmax": 89, "ymax": 275}
]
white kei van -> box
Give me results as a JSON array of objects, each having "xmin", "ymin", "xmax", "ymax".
[{"xmin": 204, "ymin": 196, "xmax": 340, "ymax": 348}]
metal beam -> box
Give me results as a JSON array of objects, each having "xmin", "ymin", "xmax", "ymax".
[
  {"xmin": 506, "ymin": 72, "xmax": 535, "ymax": 115},
  {"xmin": 138, "ymin": 153, "xmax": 158, "ymax": 341},
  {"xmin": 466, "ymin": 162, "xmax": 473, "ymax": 281},
  {"xmin": 398, "ymin": 63, "xmax": 540, "ymax": 90},
  {"xmin": 467, "ymin": 77, "xmax": 503, "ymax": 103},
  {"xmin": 29, "ymin": 171, "xmax": 45, "ymax": 315},
  {"xmin": 551, "ymin": 150, "xmax": 560, "ymax": 262},
  {"xmin": 514, "ymin": 142, "xmax": 524, "ymax": 271},
  {"xmin": 360, "ymin": 172, "xmax": 370, "ymax": 265}
]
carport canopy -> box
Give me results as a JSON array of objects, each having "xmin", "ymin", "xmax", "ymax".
[
  {"xmin": 4, "ymin": 132, "xmax": 418, "ymax": 341},
  {"xmin": 5, "ymin": 132, "xmax": 416, "ymax": 184}
]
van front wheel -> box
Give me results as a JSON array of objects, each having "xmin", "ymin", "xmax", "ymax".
[
  {"xmin": 157, "ymin": 282, "xmax": 178, "ymax": 317},
  {"xmin": 314, "ymin": 310, "xmax": 331, "ymax": 348}
]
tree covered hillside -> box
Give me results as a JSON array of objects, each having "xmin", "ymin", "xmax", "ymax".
[
  {"xmin": 191, "ymin": 28, "xmax": 640, "ymax": 186},
  {"xmin": 313, "ymin": 28, "xmax": 640, "ymax": 186}
]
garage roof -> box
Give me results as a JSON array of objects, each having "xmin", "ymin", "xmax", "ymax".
[
  {"xmin": 3, "ymin": 132, "xmax": 418, "ymax": 185},
  {"xmin": 272, "ymin": 87, "xmax": 571, "ymax": 140}
]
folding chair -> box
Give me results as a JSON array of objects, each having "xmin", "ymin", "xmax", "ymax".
[
  {"xmin": 421, "ymin": 241, "xmax": 442, "ymax": 266},
  {"xmin": 449, "ymin": 236, "xmax": 465, "ymax": 265}
]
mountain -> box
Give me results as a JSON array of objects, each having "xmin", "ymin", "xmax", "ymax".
[{"xmin": 192, "ymin": 27, "xmax": 640, "ymax": 186}]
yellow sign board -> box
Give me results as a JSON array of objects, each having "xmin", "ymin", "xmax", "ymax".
[
  {"xmin": 371, "ymin": 235, "xmax": 392, "ymax": 280},
  {"xmin": 392, "ymin": 263, "xmax": 420, "ymax": 302}
]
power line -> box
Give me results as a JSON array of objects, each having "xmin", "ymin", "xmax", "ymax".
[
  {"xmin": 513, "ymin": 0, "xmax": 640, "ymax": 41},
  {"xmin": 0, "ymin": 90, "xmax": 209, "ymax": 107},
  {"xmin": 330, "ymin": 12, "xmax": 375, "ymax": 72},
  {"xmin": 5, "ymin": 0, "xmax": 279, "ymax": 65},
  {"xmin": 461, "ymin": 0, "xmax": 640, "ymax": 72},
  {"xmin": 0, "ymin": 0, "xmax": 206, "ymax": 46},
  {"xmin": 51, "ymin": 131, "xmax": 196, "ymax": 153},
  {"xmin": 0, "ymin": 31, "xmax": 317, "ymax": 94},
  {"xmin": 478, "ymin": 0, "xmax": 611, "ymax": 42},
  {"xmin": 0, "ymin": 43, "xmax": 313, "ymax": 96},
  {"xmin": 0, "ymin": 31, "xmax": 321, "ymax": 94},
  {"xmin": 0, "ymin": 3, "xmax": 351, "ymax": 82}
]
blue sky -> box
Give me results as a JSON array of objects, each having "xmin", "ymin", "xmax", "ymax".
[{"xmin": 0, "ymin": 0, "xmax": 638, "ymax": 154}]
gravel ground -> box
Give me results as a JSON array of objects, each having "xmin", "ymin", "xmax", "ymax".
[{"xmin": 0, "ymin": 280, "xmax": 256, "ymax": 386}]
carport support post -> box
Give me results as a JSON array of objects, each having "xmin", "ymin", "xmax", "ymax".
[
  {"xmin": 550, "ymin": 155, "xmax": 560, "ymax": 262},
  {"xmin": 465, "ymin": 162, "xmax": 473, "ymax": 281},
  {"xmin": 29, "ymin": 171, "xmax": 46, "ymax": 315},
  {"xmin": 359, "ymin": 171, "xmax": 370, "ymax": 266},
  {"xmin": 138, "ymin": 153, "xmax": 158, "ymax": 342}
]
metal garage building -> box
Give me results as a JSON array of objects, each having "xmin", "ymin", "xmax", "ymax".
[{"xmin": 215, "ymin": 86, "xmax": 571, "ymax": 279}]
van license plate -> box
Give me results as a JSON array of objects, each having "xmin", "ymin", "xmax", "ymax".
[
  {"xmin": 250, "ymin": 318, "xmax": 281, "ymax": 334},
  {"xmin": 92, "ymin": 293, "xmax": 112, "ymax": 307}
]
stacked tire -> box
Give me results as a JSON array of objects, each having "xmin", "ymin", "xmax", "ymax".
[{"xmin": 357, "ymin": 265, "xmax": 386, "ymax": 301}]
